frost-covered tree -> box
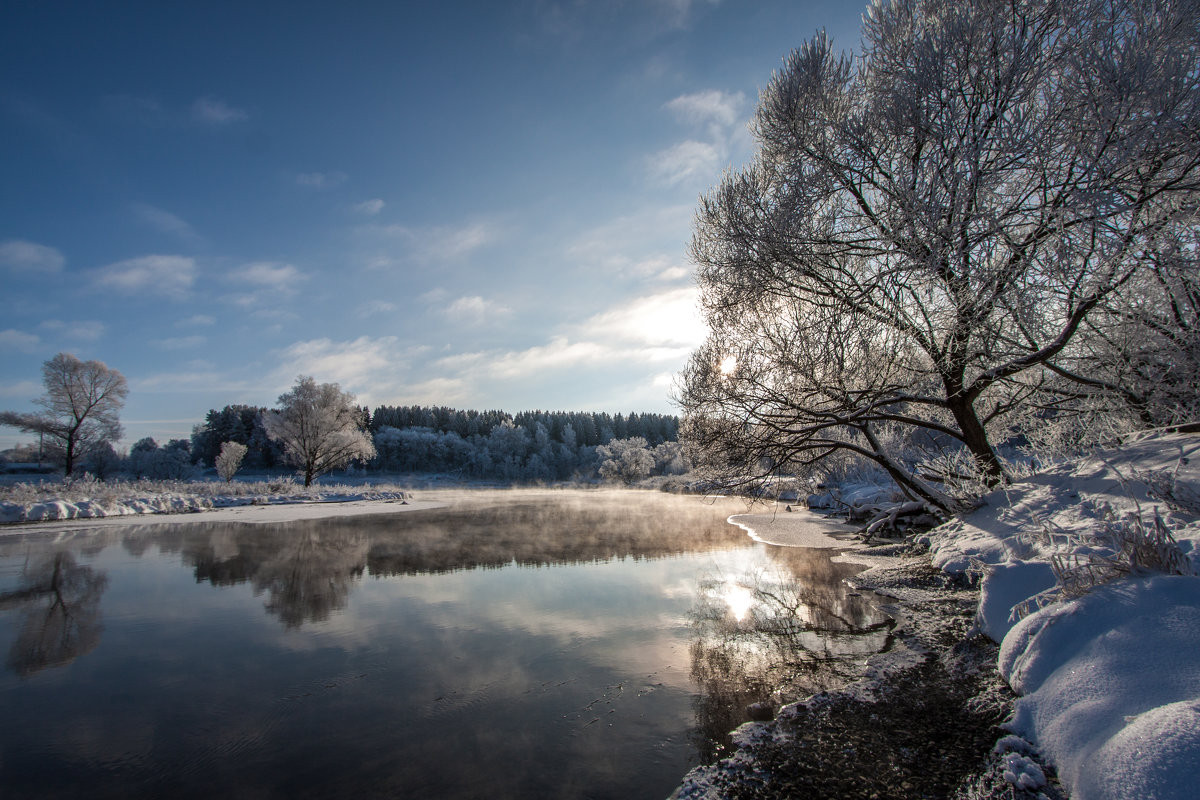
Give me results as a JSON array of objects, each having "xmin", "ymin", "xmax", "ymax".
[
  {"xmin": 681, "ymin": 0, "xmax": 1200, "ymax": 509},
  {"xmin": 0, "ymin": 353, "xmax": 127, "ymax": 476},
  {"xmin": 215, "ymin": 440, "xmax": 249, "ymax": 482},
  {"xmin": 263, "ymin": 376, "xmax": 376, "ymax": 486},
  {"xmin": 597, "ymin": 437, "xmax": 656, "ymax": 484}
]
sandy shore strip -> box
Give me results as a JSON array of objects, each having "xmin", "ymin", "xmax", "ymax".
[
  {"xmin": 0, "ymin": 497, "xmax": 448, "ymax": 537},
  {"xmin": 729, "ymin": 506, "xmax": 864, "ymax": 549}
]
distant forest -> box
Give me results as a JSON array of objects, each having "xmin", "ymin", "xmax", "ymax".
[{"xmin": 187, "ymin": 404, "xmax": 682, "ymax": 481}]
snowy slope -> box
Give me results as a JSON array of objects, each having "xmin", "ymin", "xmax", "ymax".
[{"xmin": 926, "ymin": 431, "xmax": 1200, "ymax": 800}]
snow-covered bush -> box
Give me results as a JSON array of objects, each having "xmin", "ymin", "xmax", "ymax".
[
  {"xmin": 215, "ymin": 441, "xmax": 248, "ymax": 482},
  {"xmin": 1014, "ymin": 507, "xmax": 1196, "ymax": 618},
  {"xmin": 597, "ymin": 437, "xmax": 655, "ymax": 484}
]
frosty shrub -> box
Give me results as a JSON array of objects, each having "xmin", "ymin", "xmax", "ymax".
[
  {"xmin": 1133, "ymin": 448, "xmax": 1200, "ymax": 515},
  {"xmin": 215, "ymin": 441, "xmax": 248, "ymax": 482},
  {"xmin": 597, "ymin": 437, "xmax": 655, "ymax": 484},
  {"xmin": 1014, "ymin": 507, "xmax": 1196, "ymax": 619},
  {"xmin": 0, "ymin": 478, "xmax": 409, "ymax": 506}
]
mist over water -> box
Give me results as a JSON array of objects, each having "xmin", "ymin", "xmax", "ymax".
[{"xmin": 0, "ymin": 489, "xmax": 888, "ymax": 799}]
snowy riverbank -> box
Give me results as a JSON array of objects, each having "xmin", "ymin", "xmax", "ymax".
[
  {"xmin": 0, "ymin": 476, "xmax": 426, "ymax": 530},
  {"xmin": 678, "ymin": 430, "xmax": 1200, "ymax": 800}
]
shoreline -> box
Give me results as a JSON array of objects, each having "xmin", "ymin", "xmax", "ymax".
[
  {"xmin": 674, "ymin": 510, "xmax": 1064, "ymax": 799},
  {"xmin": 0, "ymin": 495, "xmax": 448, "ymax": 537}
]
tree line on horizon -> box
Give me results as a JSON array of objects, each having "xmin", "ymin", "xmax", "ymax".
[
  {"xmin": 183, "ymin": 403, "xmax": 683, "ymax": 482},
  {"xmin": 0, "ymin": 355, "xmax": 684, "ymax": 485}
]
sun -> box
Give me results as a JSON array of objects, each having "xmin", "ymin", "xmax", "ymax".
[{"xmin": 719, "ymin": 356, "xmax": 737, "ymax": 375}]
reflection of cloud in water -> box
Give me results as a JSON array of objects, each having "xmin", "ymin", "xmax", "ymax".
[
  {"xmin": 687, "ymin": 544, "xmax": 893, "ymax": 762},
  {"xmin": 94, "ymin": 489, "xmax": 754, "ymax": 630},
  {"xmin": 0, "ymin": 489, "xmax": 890, "ymax": 796}
]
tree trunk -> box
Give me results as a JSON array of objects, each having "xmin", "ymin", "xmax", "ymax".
[
  {"xmin": 946, "ymin": 397, "xmax": 1007, "ymax": 487},
  {"xmin": 64, "ymin": 436, "xmax": 75, "ymax": 477}
]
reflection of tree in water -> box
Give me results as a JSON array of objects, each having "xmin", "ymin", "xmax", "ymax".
[
  {"xmin": 0, "ymin": 551, "xmax": 107, "ymax": 676},
  {"xmin": 364, "ymin": 492, "xmax": 751, "ymax": 576},
  {"xmin": 251, "ymin": 531, "xmax": 368, "ymax": 628},
  {"xmin": 83, "ymin": 491, "xmax": 755, "ymax": 629},
  {"xmin": 181, "ymin": 527, "xmax": 368, "ymax": 628},
  {"xmin": 688, "ymin": 547, "xmax": 892, "ymax": 763}
]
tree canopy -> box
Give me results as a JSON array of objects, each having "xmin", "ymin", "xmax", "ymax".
[
  {"xmin": 0, "ymin": 353, "xmax": 128, "ymax": 476},
  {"xmin": 680, "ymin": 0, "xmax": 1200, "ymax": 508},
  {"xmin": 263, "ymin": 376, "xmax": 376, "ymax": 486}
]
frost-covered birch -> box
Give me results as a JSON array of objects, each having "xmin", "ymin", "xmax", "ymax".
[{"xmin": 262, "ymin": 376, "xmax": 375, "ymax": 487}]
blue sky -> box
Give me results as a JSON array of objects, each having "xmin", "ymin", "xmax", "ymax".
[{"xmin": 1, "ymin": 0, "xmax": 864, "ymax": 448}]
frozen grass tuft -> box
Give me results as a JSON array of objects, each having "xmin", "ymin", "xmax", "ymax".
[
  {"xmin": 1013, "ymin": 506, "xmax": 1195, "ymax": 619},
  {"xmin": 0, "ymin": 474, "xmax": 409, "ymax": 507}
]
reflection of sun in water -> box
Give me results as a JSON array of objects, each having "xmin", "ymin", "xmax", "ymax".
[
  {"xmin": 723, "ymin": 584, "xmax": 754, "ymax": 622},
  {"xmin": 719, "ymin": 356, "xmax": 737, "ymax": 375}
]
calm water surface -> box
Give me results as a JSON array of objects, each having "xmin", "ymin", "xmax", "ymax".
[{"xmin": 0, "ymin": 489, "xmax": 889, "ymax": 799}]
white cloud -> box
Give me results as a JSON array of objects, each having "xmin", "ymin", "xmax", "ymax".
[
  {"xmin": 93, "ymin": 255, "xmax": 195, "ymax": 298},
  {"xmin": 39, "ymin": 319, "xmax": 105, "ymax": 341},
  {"xmin": 576, "ymin": 286, "xmax": 704, "ymax": 349},
  {"xmin": 155, "ymin": 336, "xmax": 206, "ymax": 350},
  {"xmin": 0, "ymin": 379, "xmax": 41, "ymax": 398},
  {"xmin": 356, "ymin": 300, "xmax": 396, "ymax": 318},
  {"xmin": 131, "ymin": 203, "xmax": 201, "ymax": 242},
  {"xmin": 133, "ymin": 361, "xmax": 239, "ymax": 392},
  {"xmin": 178, "ymin": 314, "xmax": 215, "ymax": 327},
  {"xmin": 296, "ymin": 171, "xmax": 348, "ymax": 188},
  {"xmin": 0, "ymin": 329, "xmax": 40, "ymax": 352},
  {"xmin": 567, "ymin": 205, "xmax": 693, "ymax": 275},
  {"xmin": 229, "ymin": 261, "xmax": 306, "ymax": 291},
  {"xmin": 270, "ymin": 336, "xmax": 406, "ymax": 400},
  {"xmin": 353, "ymin": 198, "xmax": 385, "ymax": 215},
  {"xmin": 422, "ymin": 288, "xmax": 705, "ymax": 403},
  {"xmin": 648, "ymin": 139, "xmax": 721, "ymax": 185},
  {"xmin": 0, "ymin": 239, "xmax": 64, "ymax": 273},
  {"xmin": 191, "ymin": 96, "xmax": 248, "ymax": 125},
  {"xmin": 665, "ymin": 89, "xmax": 745, "ymax": 128},
  {"xmin": 391, "ymin": 376, "xmax": 471, "ymax": 406},
  {"xmin": 650, "ymin": 88, "xmax": 748, "ymax": 188},
  {"xmin": 445, "ymin": 295, "xmax": 510, "ymax": 324},
  {"xmin": 362, "ymin": 220, "xmax": 498, "ymax": 261},
  {"xmin": 439, "ymin": 337, "xmax": 615, "ymax": 380}
]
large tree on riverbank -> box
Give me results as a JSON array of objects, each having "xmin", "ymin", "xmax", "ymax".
[
  {"xmin": 680, "ymin": 0, "xmax": 1200, "ymax": 509},
  {"xmin": 0, "ymin": 353, "xmax": 127, "ymax": 476}
]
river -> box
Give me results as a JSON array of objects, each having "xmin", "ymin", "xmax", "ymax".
[{"xmin": 0, "ymin": 488, "xmax": 889, "ymax": 799}]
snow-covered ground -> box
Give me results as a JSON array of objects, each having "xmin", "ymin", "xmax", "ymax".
[
  {"xmin": 679, "ymin": 430, "xmax": 1200, "ymax": 799},
  {"xmin": 0, "ymin": 476, "xmax": 423, "ymax": 529},
  {"xmin": 925, "ymin": 430, "xmax": 1200, "ymax": 800}
]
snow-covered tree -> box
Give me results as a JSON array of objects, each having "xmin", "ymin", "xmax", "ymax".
[
  {"xmin": 215, "ymin": 440, "xmax": 248, "ymax": 482},
  {"xmin": 263, "ymin": 376, "xmax": 376, "ymax": 486},
  {"xmin": 0, "ymin": 353, "xmax": 127, "ymax": 476},
  {"xmin": 597, "ymin": 437, "xmax": 655, "ymax": 484},
  {"xmin": 681, "ymin": 0, "xmax": 1200, "ymax": 509}
]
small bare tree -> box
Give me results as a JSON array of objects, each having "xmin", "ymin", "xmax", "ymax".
[
  {"xmin": 262, "ymin": 376, "xmax": 375, "ymax": 487},
  {"xmin": 681, "ymin": 0, "xmax": 1200, "ymax": 509},
  {"xmin": 0, "ymin": 353, "xmax": 128, "ymax": 476},
  {"xmin": 215, "ymin": 440, "xmax": 248, "ymax": 482}
]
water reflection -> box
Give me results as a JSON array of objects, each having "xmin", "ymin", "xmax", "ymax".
[
  {"xmin": 0, "ymin": 551, "xmax": 107, "ymax": 676},
  {"xmin": 688, "ymin": 546, "xmax": 892, "ymax": 761},
  {"xmin": 77, "ymin": 489, "xmax": 754, "ymax": 629},
  {"xmin": 0, "ymin": 490, "xmax": 892, "ymax": 799}
]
